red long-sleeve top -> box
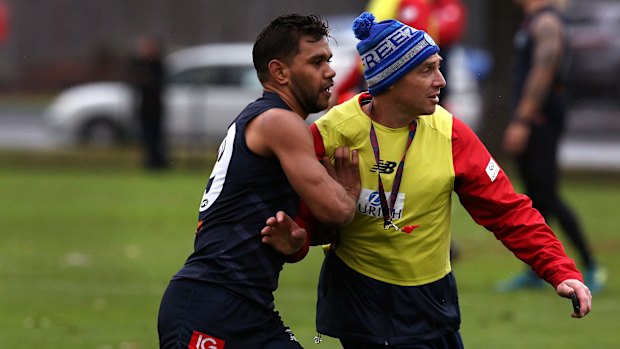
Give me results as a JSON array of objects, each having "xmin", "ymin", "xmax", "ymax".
[{"xmin": 289, "ymin": 96, "xmax": 581, "ymax": 289}]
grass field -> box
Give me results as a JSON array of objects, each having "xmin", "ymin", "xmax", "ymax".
[{"xmin": 0, "ymin": 150, "xmax": 618, "ymax": 348}]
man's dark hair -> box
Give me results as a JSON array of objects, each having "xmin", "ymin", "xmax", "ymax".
[{"xmin": 253, "ymin": 14, "xmax": 330, "ymax": 83}]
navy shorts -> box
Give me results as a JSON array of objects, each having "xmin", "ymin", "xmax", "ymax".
[
  {"xmin": 317, "ymin": 252, "xmax": 462, "ymax": 347},
  {"xmin": 158, "ymin": 279, "xmax": 303, "ymax": 349}
]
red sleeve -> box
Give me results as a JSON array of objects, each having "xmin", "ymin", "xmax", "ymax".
[
  {"xmin": 451, "ymin": 117, "xmax": 582, "ymax": 288},
  {"xmin": 310, "ymin": 123, "xmax": 326, "ymax": 159},
  {"xmin": 284, "ymin": 202, "xmax": 314, "ymax": 263},
  {"xmin": 284, "ymin": 124, "xmax": 325, "ymax": 263}
]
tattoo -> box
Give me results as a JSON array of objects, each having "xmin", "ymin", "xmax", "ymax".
[
  {"xmin": 533, "ymin": 14, "xmax": 563, "ymax": 71},
  {"xmin": 519, "ymin": 13, "xmax": 564, "ymax": 117}
]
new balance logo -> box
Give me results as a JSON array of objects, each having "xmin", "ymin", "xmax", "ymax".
[{"xmin": 371, "ymin": 160, "xmax": 398, "ymax": 174}]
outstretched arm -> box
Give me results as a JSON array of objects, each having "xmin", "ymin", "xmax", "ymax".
[{"xmin": 453, "ymin": 117, "xmax": 590, "ymax": 318}]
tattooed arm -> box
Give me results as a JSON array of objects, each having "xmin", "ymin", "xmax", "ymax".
[
  {"xmin": 517, "ymin": 12, "xmax": 564, "ymax": 122},
  {"xmin": 503, "ymin": 11, "xmax": 565, "ymax": 155}
]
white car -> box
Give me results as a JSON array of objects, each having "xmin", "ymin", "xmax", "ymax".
[{"xmin": 44, "ymin": 42, "xmax": 357, "ymax": 148}]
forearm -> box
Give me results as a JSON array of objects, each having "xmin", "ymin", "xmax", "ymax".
[
  {"xmin": 289, "ymin": 171, "xmax": 356, "ymax": 225},
  {"xmin": 298, "ymin": 124, "xmax": 360, "ymax": 226},
  {"xmin": 515, "ymin": 67, "xmax": 554, "ymax": 121},
  {"xmin": 270, "ymin": 118, "xmax": 357, "ymax": 226},
  {"xmin": 458, "ymin": 168, "xmax": 582, "ymax": 287}
]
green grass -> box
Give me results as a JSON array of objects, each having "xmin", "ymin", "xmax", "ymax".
[{"xmin": 0, "ymin": 152, "xmax": 618, "ymax": 348}]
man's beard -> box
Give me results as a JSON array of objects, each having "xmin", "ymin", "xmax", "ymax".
[{"xmin": 291, "ymin": 75, "xmax": 327, "ymax": 114}]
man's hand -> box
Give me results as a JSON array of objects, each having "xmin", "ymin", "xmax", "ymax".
[
  {"xmin": 556, "ymin": 278, "xmax": 592, "ymax": 318},
  {"xmin": 261, "ymin": 211, "xmax": 307, "ymax": 256},
  {"xmin": 321, "ymin": 147, "xmax": 360, "ymax": 201},
  {"xmin": 502, "ymin": 120, "xmax": 531, "ymax": 155}
]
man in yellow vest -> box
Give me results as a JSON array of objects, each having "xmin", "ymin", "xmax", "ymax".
[{"xmin": 263, "ymin": 12, "xmax": 591, "ymax": 348}]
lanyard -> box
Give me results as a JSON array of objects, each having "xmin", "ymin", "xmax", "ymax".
[{"xmin": 369, "ymin": 104, "xmax": 418, "ymax": 233}]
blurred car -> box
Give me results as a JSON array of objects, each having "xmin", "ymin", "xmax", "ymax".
[
  {"xmin": 565, "ymin": 0, "xmax": 620, "ymax": 102},
  {"xmin": 45, "ymin": 42, "xmax": 357, "ymax": 147}
]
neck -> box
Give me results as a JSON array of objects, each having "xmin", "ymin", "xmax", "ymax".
[
  {"xmin": 263, "ymin": 85, "xmax": 309, "ymax": 120},
  {"xmin": 365, "ymin": 99, "xmax": 416, "ymax": 128}
]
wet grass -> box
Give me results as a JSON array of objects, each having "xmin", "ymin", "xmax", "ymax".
[{"xmin": 0, "ymin": 149, "xmax": 618, "ymax": 348}]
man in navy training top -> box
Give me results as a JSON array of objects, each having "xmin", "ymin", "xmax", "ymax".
[{"xmin": 157, "ymin": 14, "xmax": 360, "ymax": 349}]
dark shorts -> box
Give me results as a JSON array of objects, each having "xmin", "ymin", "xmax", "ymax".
[
  {"xmin": 317, "ymin": 252, "xmax": 462, "ymax": 347},
  {"xmin": 158, "ymin": 279, "xmax": 303, "ymax": 349}
]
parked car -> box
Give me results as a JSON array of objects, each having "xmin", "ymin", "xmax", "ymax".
[
  {"xmin": 565, "ymin": 0, "xmax": 620, "ymax": 102},
  {"xmin": 45, "ymin": 42, "xmax": 357, "ymax": 147}
]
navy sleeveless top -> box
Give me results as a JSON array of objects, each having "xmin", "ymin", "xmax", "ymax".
[
  {"xmin": 173, "ymin": 91, "xmax": 300, "ymax": 310},
  {"xmin": 512, "ymin": 6, "xmax": 569, "ymax": 129}
]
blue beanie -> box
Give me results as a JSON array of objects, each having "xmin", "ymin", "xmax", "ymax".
[{"xmin": 352, "ymin": 12, "xmax": 440, "ymax": 95}]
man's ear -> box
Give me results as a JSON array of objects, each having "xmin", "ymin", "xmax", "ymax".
[{"xmin": 268, "ymin": 59, "xmax": 289, "ymax": 84}]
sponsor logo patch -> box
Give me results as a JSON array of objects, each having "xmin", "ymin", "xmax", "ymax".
[
  {"xmin": 485, "ymin": 158, "xmax": 500, "ymax": 182},
  {"xmin": 357, "ymin": 188, "xmax": 405, "ymax": 219},
  {"xmin": 189, "ymin": 330, "xmax": 226, "ymax": 349},
  {"xmin": 370, "ymin": 160, "xmax": 398, "ymax": 174}
]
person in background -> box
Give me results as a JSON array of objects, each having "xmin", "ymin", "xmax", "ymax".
[
  {"xmin": 333, "ymin": 0, "xmax": 466, "ymax": 105},
  {"xmin": 157, "ymin": 14, "xmax": 360, "ymax": 349},
  {"xmin": 498, "ymin": 0, "xmax": 606, "ymax": 294},
  {"xmin": 129, "ymin": 33, "xmax": 168, "ymax": 170},
  {"xmin": 263, "ymin": 12, "xmax": 591, "ymax": 349}
]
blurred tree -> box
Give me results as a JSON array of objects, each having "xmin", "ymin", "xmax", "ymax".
[{"xmin": 479, "ymin": 0, "xmax": 522, "ymax": 158}]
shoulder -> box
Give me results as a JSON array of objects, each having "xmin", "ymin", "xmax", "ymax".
[
  {"xmin": 252, "ymin": 107, "xmax": 311, "ymax": 144},
  {"xmin": 418, "ymin": 105, "xmax": 454, "ymax": 138},
  {"xmin": 252, "ymin": 107, "xmax": 307, "ymax": 130},
  {"xmin": 531, "ymin": 8, "xmax": 564, "ymax": 34},
  {"xmin": 315, "ymin": 95, "xmax": 368, "ymax": 137},
  {"xmin": 450, "ymin": 114, "xmax": 480, "ymax": 147},
  {"xmin": 245, "ymin": 107, "xmax": 311, "ymax": 156},
  {"xmin": 415, "ymin": 107, "xmax": 478, "ymax": 148},
  {"xmin": 312, "ymin": 96, "xmax": 371, "ymax": 154}
]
